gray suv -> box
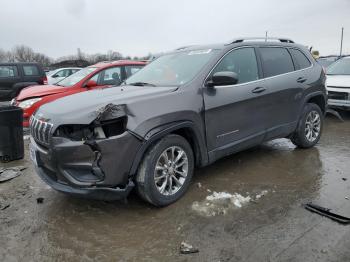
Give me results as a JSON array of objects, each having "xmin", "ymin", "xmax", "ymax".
[{"xmin": 30, "ymin": 38, "xmax": 327, "ymax": 206}]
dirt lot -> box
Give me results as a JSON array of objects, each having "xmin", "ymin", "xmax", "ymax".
[{"xmin": 0, "ymin": 112, "xmax": 349, "ymax": 262}]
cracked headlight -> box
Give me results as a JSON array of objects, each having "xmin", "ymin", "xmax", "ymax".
[{"xmin": 18, "ymin": 98, "xmax": 42, "ymax": 109}]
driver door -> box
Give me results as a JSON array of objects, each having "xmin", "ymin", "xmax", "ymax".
[
  {"xmin": 203, "ymin": 47, "xmax": 269, "ymax": 160},
  {"xmin": 87, "ymin": 66, "xmax": 123, "ymax": 90}
]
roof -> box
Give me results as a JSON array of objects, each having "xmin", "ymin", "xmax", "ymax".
[
  {"xmin": 91, "ymin": 60, "xmax": 147, "ymax": 68},
  {"xmin": 171, "ymin": 37, "xmax": 304, "ymax": 54}
]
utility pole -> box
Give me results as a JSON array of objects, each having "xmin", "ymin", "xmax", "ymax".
[
  {"xmin": 265, "ymin": 31, "xmax": 268, "ymax": 42},
  {"xmin": 340, "ymin": 27, "xmax": 344, "ymax": 57}
]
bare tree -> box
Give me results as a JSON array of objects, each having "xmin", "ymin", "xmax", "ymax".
[
  {"xmin": 12, "ymin": 45, "xmax": 35, "ymax": 62},
  {"xmin": 0, "ymin": 49, "xmax": 6, "ymax": 62}
]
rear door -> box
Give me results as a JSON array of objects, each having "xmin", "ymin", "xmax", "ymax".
[
  {"xmin": 203, "ymin": 47, "xmax": 269, "ymax": 159},
  {"xmin": 0, "ymin": 65, "xmax": 20, "ymax": 101},
  {"xmin": 21, "ymin": 64, "xmax": 43, "ymax": 84},
  {"xmin": 257, "ymin": 47, "xmax": 301, "ymax": 139}
]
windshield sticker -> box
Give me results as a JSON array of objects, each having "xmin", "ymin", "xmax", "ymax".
[{"xmin": 188, "ymin": 49, "xmax": 212, "ymax": 55}]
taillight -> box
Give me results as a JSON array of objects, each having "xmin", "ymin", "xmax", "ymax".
[{"xmin": 42, "ymin": 76, "xmax": 48, "ymax": 85}]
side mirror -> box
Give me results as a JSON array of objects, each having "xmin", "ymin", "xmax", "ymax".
[
  {"xmin": 85, "ymin": 80, "xmax": 97, "ymax": 88},
  {"xmin": 52, "ymin": 74, "xmax": 59, "ymax": 78},
  {"xmin": 206, "ymin": 71, "xmax": 238, "ymax": 87}
]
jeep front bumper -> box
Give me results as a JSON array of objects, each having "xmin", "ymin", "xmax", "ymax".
[{"xmin": 30, "ymin": 131, "xmax": 142, "ymax": 201}]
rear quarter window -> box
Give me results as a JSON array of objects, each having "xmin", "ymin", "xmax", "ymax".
[
  {"xmin": 0, "ymin": 66, "xmax": 18, "ymax": 77},
  {"xmin": 259, "ymin": 47, "xmax": 295, "ymax": 78},
  {"xmin": 290, "ymin": 49, "xmax": 312, "ymax": 69},
  {"xmin": 23, "ymin": 65, "xmax": 39, "ymax": 76}
]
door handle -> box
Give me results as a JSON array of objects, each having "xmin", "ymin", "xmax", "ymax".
[
  {"xmin": 297, "ymin": 77, "xmax": 307, "ymax": 83},
  {"xmin": 252, "ymin": 87, "xmax": 266, "ymax": 94}
]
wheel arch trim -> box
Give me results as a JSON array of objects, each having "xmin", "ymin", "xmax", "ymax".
[{"xmin": 129, "ymin": 121, "xmax": 208, "ymax": 176}]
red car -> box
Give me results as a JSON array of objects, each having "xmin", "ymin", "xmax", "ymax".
[{"xmin": 14, "ymin": 60, "xmax": 146, "ymax": 127}]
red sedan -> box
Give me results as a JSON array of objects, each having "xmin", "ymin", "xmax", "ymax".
[{"xmin": 14, "ymin": 60, "xmax": 146, "ymax": 127}]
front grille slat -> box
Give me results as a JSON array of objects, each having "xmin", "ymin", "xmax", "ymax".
[{"xmin": 29, "ymin": 115, "xmax": 53, "ymax": 146}]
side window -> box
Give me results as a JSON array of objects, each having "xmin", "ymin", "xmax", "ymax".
[
  {"xmin": 54, "ymin": 69, "xmax": 66, "ymax": 77},
  {"xmin": 23, "ymin": 65, "xmax": 39, "ymax": 76},
  {"xmin": 259, "ymin": 47, "xmax": 294, "ymax": 77},
  {"xmin": 212, "ymin": 48, "xmax": 259, "ymax": 84},
  {"xmin": 125, "ymin": 65, "xmax": 143, "ymax": 78},
  {"xmin": 100, "ymin": 67, "xmax": 122, "ymax": 85},
  {"xmin": 290, "ymin": 49, "xmax": 311, "ymax": 69},
  {"xmin": 0, "ymin": 66, "xmax": 18, "ymax": 78}
]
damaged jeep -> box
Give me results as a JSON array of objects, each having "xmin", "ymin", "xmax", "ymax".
[{"xmin": 30, "ymin": 37, "xmax": 327, "ymax": 206}]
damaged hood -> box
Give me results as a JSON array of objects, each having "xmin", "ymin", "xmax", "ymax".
[
  {"xmin": 35, "ymin": 85, "xmax": 178, "ymax": 126},
  {"xmin": 17, "ymin": 84, "xmax": 70, "ymax": 101}
]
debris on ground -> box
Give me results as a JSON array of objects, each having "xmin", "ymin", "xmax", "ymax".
[
  {"xmin": 197, "ymin": 182, "xmax": 202, "ymax": 188},
  {"xmin": 342, "ymin": 178, "xmax": 347, "ymax": 181},
  {"xmin": 36, "ymin": 197, "xmax": 44, "ymax": 204},
  {"xmin": 304, "ymin": 203, "xmax": 350, "ymax": 224},
  {"xmin": 180, "ymin": 241, "xmax": 199, "ymax": 254},
  {"xmin": 0, "ymin": 203, "xmax": 10, "ymax": 210},
  {"xmin": 326, "ymin": 108, "xmax": 344, "ymax": 122},
  {"xmin": 0, "ymin": 166, "xmax": 26, "ymax": 183}
]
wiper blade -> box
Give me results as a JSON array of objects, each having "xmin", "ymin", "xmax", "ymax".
[{"xmin": 128, "ymin": 82, "xmax": 156, "ymax": 87}]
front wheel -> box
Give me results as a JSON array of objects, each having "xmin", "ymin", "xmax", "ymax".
[
  {"xmin": 136, "ymin": 134, "xmax": 194, "ymax": 206},
  {"xmin": 291, "ymin": 103, "xmax": 323, "ymax": 148}
]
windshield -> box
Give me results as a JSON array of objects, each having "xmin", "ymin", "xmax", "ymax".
[
  {"xmin": 124, "ymin": 49, "xmax": 218, "ymax": 86},
  {"xmin": 57, "ymin": 67, "xmax": 98, "ymax": 87},
  {"xmin": 327, "ymin": 58, "xmax": 350, "ymax": 75}
]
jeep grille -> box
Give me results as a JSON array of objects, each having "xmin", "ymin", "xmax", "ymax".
[{"xmin": 30, "ymin": 115, "xmax": 53, "ymax": 145}]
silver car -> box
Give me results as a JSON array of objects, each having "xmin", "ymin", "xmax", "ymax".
[
  {"xmin": 47, "ymin": 67, "xmax": 81, "ymax": 84},
  {"xmin": 326, "ymin": 57, "xmax": 350, "ymax": 110}
]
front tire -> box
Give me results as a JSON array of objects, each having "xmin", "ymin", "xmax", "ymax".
[
  {"xmin": 136, "ymin": 134, "xmax": 194, "ymax": 206},
  {"xmin": 291, "ymin": 103, "xmax": 323, "ymax": 148}
]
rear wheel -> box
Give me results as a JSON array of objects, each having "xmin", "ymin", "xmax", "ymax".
[
  {"xmin": 291, "ymin": 103, "xmax": 323, "ymax": 148},
  {"xmin": 136, "ymin": 134, "xmax": 194, "ymax": 206}
]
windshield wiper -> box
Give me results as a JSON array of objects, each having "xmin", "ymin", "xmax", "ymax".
[{"xmin": 127, "ymin": 82, "xmax": 156, "ymax": 87}]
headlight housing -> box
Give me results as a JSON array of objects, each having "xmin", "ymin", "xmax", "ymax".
[{"xmin": 18, "ymin": 98, "xmax": 42, "ymax": 109}]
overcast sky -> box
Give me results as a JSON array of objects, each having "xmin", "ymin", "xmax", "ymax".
[{"xmin": 0, "ymin": 0, "xmax": 349, "ymax": 58}]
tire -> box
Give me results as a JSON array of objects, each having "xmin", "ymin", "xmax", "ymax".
[
  {"xmin": 136, "ymin": 134, "xmax": 194, "ymax": 207},
  {"xmin": 291, "ymin": 103, "xmax": 323, "ymax": 148}
]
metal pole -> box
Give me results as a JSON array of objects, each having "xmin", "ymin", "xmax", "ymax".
[
  {"xmin": 265, "ymin": 31, "xmax": 268, "ymax": 42},
  {"xmin": 340, "ymin": 27, "xmax": 344, "ymax": 57}
]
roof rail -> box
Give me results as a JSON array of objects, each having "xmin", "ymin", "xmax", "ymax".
[{"xmin": 228, "ymin": 37, "xmax": 295, "ymax": 45}]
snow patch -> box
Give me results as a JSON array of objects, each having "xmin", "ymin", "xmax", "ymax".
[
  {"xmin": 192, "ymin": 191, "xmax": 251, "ymax": 216},
  {"xmin": 192, "ymin": 190, "xmax": 269, "ymax": 216},
  {"xmin": 255, "ymin": 190, "xmax": 268, "ymax": 200}
]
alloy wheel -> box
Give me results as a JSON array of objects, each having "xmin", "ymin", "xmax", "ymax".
[
  {"xmin": 154, "ymin": 146, "xmax": 189, "ymax": 196},
  {"xmin": 305, "ymin": 110, "xmax": 321, "ymax": 142}
]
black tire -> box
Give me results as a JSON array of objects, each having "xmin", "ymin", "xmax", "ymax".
[
  {"xmin": 136, "ymin": 134, "xmax": 194, "ymax": 207},
  {"xmin": 291, "ymin": 103, "xmax": 323, "ymax": 148}
]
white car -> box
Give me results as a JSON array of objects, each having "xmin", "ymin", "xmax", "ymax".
[
  {"xmin": 326, "ymin": 57, "xmax": 350, "ymax": 110},
  {"xmin": 47, "ymin": 67, "xmax": 81, "ymax": 84}
]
